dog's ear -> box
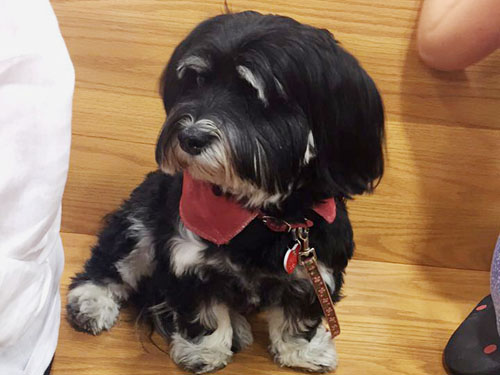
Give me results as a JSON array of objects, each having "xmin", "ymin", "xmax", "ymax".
[{"xmin": 305, "ymin": 29, "xmax": 385, "ymax": 197}]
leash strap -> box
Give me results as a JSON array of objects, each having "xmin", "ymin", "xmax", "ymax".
[
  {"xmin": 301, "ymin": 255, "xmax": 341, "ymax": 338},
  {"xmin": 296, "ymin": 228, "xmax": 341, "ymax": 338}
]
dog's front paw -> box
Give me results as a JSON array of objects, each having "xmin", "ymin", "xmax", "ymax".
[
  {"xmin": 170, "ymin": 333, "xmax": 233, "ymax": 374},
  {"xmin": 270, "ymin": 324, "xmax": 338, "ymax": 373},
  {"xmin": 66, "ymin": 282, "xmax": 120, "ymax": 335}
]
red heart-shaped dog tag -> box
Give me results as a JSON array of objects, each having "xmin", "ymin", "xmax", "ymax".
[{"xmin": 284, "ymin": 242, "xmax": 301, "ymax": 274}]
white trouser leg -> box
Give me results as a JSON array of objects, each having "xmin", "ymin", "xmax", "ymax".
[{"xmin": 0, "ymin": 1, "xmax": 74, "ymax": 374}]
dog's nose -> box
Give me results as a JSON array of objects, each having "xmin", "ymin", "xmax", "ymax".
[{"xmin": 178, "ymin": 127, "xmax": 213, "ymax": 155}]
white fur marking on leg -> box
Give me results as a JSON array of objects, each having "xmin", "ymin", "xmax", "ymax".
[
  {"xmin": 67, "ymin": 281, "xmax": 123, "ymax": 335},
  {"xmin": 115, "ymin": 216, "xmax": 157, "ymax": 290},
  {"xmin": 266, "ymin": 307, "xmax": 338, "ymax": 372},
  {"xmin": 170, "ymin": 303, "xmax": 233, "ymax": 374}
]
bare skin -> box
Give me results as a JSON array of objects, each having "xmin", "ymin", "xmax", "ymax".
[{"xmin": 417, "ymin": 0, "xmax": 500, "ymax": 71}]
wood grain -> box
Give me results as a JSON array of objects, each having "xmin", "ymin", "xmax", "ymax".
[
  {"xmin": 62, "ymin": 134, "xmax": 156, "ymax": 235},
  {"xmin": 53, "ymin": 0, "xmax": 500, "ymax": 271},
  {"xmin": 53, "ymin": 232, "xmax": 490, "ymax": 375}
]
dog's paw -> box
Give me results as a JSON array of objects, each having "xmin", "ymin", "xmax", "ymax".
[
  {"xmin": 270, "ymin": 324, "xmax": 338, "ymax": 373},
  {"xmin": 170, "ymin": 332, "xmax": 233, "ymax": 374},
  {"xmin": 66, "ymin": 282, "xmax": 120, "ymax": 335}
]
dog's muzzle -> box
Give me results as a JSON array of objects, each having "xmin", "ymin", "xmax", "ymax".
[{"xmin": 177, "ymin": 127, "xmax": 215, "ymax": 155}]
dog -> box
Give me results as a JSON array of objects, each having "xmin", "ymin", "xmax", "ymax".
[{"xmin": 66, "ymin": 10, "xmax": 384, "ymax": 374}]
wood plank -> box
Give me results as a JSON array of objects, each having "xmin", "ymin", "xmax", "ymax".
[
  {"xmin": 61, "ymin": 135, "xmax": 156, "ymax": 235},
  {"xmin": 54, "ymin": 0, "xmax": 500, "ymax": 270},
  {"xmin": 351, "ymin": 120, "xmax": 500, "ymax": 270},
  {"xmin": 71, "ymin": 87, "xmax": 162, "ymax": 145},
  {"xmin": 53, "ymin": 232, "xmax": 490, "ymax": 375}
]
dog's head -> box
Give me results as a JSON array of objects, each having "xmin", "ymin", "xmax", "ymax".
[{"xmin": 156, "ymin": 11, "xmax": 384, "ymax": 208}]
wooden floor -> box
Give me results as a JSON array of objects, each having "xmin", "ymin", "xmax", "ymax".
[
  {"xmin": 51, "ymin": 0, "xmax": 500, "ymax": 374},
  {"xmin": 53, "ymin": 234, "xmax": 489, "ymax": 375},
  {"xmin": 56, "ymin": 233, "xmax": 490, "ymax": 374}
]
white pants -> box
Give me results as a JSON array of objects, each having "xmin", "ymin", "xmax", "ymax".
[{"xmin": 0, "ymin": 0, "xmax": 74, "ymax": 374}]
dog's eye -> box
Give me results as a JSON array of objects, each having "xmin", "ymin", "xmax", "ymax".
[{"xmin": 196, "ymin": 74, "xmax": 205, "ymax": 87}]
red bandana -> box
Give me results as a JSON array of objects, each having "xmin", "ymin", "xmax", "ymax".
[{"xmin": 180, "ymin": 172, "xmax": 336, "ymax": 245}]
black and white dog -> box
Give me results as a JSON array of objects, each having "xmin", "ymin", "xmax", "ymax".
[{"xmin": 67, "ymin": 11, "xmax": 384, "ymax": 374}]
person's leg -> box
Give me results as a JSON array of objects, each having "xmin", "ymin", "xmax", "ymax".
[
  {"xmin": 417, "ymin": 0, "xmax": 500, "ymax": 71},
  {"xmin": 490, "ymin": 236, "xmax": 500, "ymax": 337},
  {"xmin": 0, "ymin": 0, "xmax": 74, "ymax": 374}
]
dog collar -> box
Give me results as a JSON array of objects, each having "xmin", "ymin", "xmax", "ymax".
[{"xmin": 180, "ymin": 172, "xmax": 336, "ymax": 245}]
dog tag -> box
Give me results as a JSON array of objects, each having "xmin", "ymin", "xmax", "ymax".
[{"xmin": 283, "ymin": 241, "xmax": 301, "ymax": 274}]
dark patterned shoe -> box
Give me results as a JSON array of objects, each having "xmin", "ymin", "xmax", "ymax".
[{"xmin": 444, "ymin": 295, "xmax": 500, "ymax": 375}]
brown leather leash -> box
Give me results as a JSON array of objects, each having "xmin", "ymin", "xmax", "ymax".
[{"xmin": 296, "ymin": 227, "xmax": 341, "ymax": 338}]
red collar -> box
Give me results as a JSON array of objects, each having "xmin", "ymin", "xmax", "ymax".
[{"xmin": 180, "ymin": 172, "xmax": 336, "ymax": 245}]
